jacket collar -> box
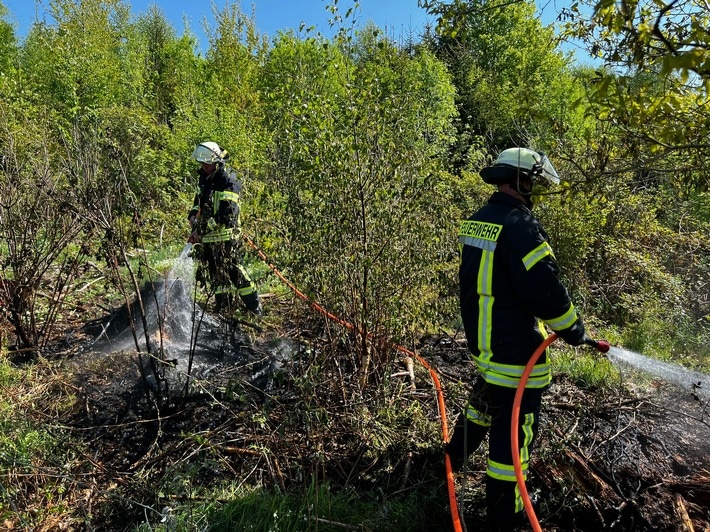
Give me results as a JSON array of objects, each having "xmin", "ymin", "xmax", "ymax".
[{"xmin": 490, "ymin": 191, "xmax": 526, "ymax": 207}]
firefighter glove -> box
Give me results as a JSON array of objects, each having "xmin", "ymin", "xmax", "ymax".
[{"xmin": 559, "ymin": 319, "xmax": 586, "ymax": 346}]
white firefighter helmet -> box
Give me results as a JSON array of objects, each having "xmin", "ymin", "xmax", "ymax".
[
  {"xmin": 480, "ymin": 147, "xmax": 560, "ymax": 188},
  {"xmin": 192, "ymin": 142, "xmax": 224, "ymax": 164}
]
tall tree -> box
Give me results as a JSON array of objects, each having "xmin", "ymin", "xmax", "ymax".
[
  {"xmin": 0, "ymin": 2, "xmax": 16, "ymax": 75},
  {"xmin": 132, "ymin": 5, "xmax": 197, "ymax": 126},
  {"xmin": 562, "ymin": 0, "xmax": 710, "ymax": 84},
  {"xmin": 556, "ymin": 0, "xmax": 710, "ymax": 341},
  {"xmin": 260, "ymin": 23, "xmax": 457, "ymax": 386},
  {"xmin": 421, "ymin": 0, "xmax": 582, "ymax": 169},
  {"xmin": 559, "ymin": 0, "xmax": 710, "ymax": 190},
  {"xmin": 166, "ymin": 0, "xmax": 269, "ymax": 210},
  {"xmin": 19, "ymin": 0, "xmax": 132, "ymax": 124}
]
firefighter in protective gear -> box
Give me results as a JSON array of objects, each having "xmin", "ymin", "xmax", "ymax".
[
  {"xmin": 188, "ymin": 142, "xmax": 261, "ymax": 317},
  {"xmin": 446, "ymin": 147, "xmax": 586, "ymax": 530}
]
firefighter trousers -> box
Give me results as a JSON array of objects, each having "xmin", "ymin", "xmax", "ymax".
[
  {"xmin": 197, "ymin": 239, "xmax": 260, "ymax": 313},
  {"xmin": 446, "ymin": 375, "xmax": 545, "ymax": 530}
]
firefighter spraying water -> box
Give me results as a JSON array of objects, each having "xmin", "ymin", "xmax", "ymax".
[
  {"xmin": 187, "ymin": 141, "xmax": 262, "ymax": 318},
  {"xmin": 447, "ymin": 147, "xmax": 592, "ymax": 531}
]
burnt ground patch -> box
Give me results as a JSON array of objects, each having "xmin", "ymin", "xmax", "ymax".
[{"xmin": 4, "ymin": 305, "xmax": 710, "ymax": 531}]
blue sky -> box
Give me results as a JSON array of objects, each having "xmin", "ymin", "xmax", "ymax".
[
  {"xmin": 2, "ymin": 0, "xmax": 594, "ymax": 63},
  {"xmin": 3, "ymin": 1, "xmax": 433, "ymax": 43}
]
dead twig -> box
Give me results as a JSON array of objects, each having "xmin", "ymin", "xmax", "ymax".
[
  {"xmin": 313, "ymin": 517, "xmax": 361, "ymax": 530},
  {"xmin": 674, "ymin": 494, "xmax": 695, "ymax": 532}
]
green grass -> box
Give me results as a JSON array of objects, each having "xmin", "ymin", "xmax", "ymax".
[
  {"xmin": 621, "ymin": 314, "xmax": 710, "ymax": 373},
  {"xmin": 148, "ymin": 241, "xmax": 192, "ymax": 275},
  {"xmin": 551, "ymin": 347, "xmax": 620, "ymax": 391},
  {"xmin": 132, "ymin": 480, "xmax": 445, "ymax": 532},
  {"xmin": 551, "ymin": 316, "xmax": 710, "ymax": 388},
  {"xmin": 0, "ymin": 359, "xmax": 69, "ymax": 527},
  {"xmin": 550, "ymin": 323, "xmax": 624, "ymax": 391}
]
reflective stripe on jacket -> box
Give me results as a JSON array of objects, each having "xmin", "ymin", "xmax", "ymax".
[
  {"xmin": 459, "ymin": 192, "xmax": 581, "ymax": 389},
  {"xmin": 188, "ymin": 166, "xmax": 243, "ymax": 243}
]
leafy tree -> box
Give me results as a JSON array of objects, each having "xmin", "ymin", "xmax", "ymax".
[
  {"xmin": 130, "ymin": 5, "xmax": 198, "ymax": 126},
  {"xmin": 260, "ymin": 23, "xmax": 457, "ymax": 387},
  {"xmin": 19, "ymin": 0, "xmax": 132, "ymax": 126},
  {"xmin": 13, "ymin": 0, "xmax": 207, "ymax": 242},
  {"xmin": 189, "ymin": 1, "xmax": 268, "ymax": 166},
  {"xmin": 0, "ymin": 1, "xmax": 16, "ymax": 75},
  {"xmin": 552, "ymin": 0, "xmax": 710, "ymax": 345},
  {"xmin": 420, "ymin": 0, "xmax": 582, "ymax": 169},
  {"xmin": 559, "ymin": 0, "xmax": 710, "ymax": 192},
  {"xmin": 562, "ymin": 0, "xmax": 710, "ymax": 83}
]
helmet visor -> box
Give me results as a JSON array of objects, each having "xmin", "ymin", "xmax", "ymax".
[
  {"xmin": 192, "ymin": 143, "xmax": 222, "ymax": 164},
  {"xmin": 537, "ymin": 153, "xmax": 560, "ymax": 187}
]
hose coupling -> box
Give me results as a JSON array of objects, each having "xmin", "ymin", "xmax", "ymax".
[{"xmin": 584, "ymin": 337, "xmax": 611, "ymax": 353}]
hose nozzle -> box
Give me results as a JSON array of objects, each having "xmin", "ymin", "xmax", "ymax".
[{"xmin": 584, "ymin": 337, "xmax": 611, "ymax": 353}]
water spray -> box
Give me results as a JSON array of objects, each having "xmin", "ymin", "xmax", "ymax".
[{"xmin": 606, "ymin": 345, "xmax": 709, "ymax": 402}]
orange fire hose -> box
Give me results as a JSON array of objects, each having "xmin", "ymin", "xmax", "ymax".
[
  {"xmin": 511, "ymin": 333, "xmax": 557, "ymax": 532},
  {"xmin": 512, "ymin": 333, "xmax": 610, "ymax": 531},
  {"xmin": 242, "ymin": 234, "xmax": 463, "ymax": 532}
]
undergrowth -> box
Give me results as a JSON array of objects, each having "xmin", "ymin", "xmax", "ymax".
[
  {"xmin": 0, "ymin": 305, "xmax": 707, "ymax": 530},
  {"xmin": 0, "ymin": 359, "xmax": 76, "ymax": 528}
]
